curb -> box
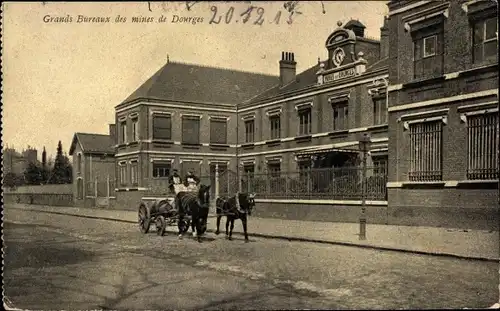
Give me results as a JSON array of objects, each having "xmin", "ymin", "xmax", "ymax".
[{"xmin": 9, "ymin": 206, "xmax": 500, "ymax": 263}]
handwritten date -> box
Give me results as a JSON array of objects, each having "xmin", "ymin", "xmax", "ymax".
[{"xmin": 209, "ymin": 6, "xmax": 297, "ymax": 25}]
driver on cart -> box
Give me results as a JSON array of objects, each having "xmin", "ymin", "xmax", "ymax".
[
  {"xmin": 168, "ymin": 169, "xmax": 182, "ymax": 210},
  {"xmin": 184, "ymin": 171, "xmax": 200, "ymax": 191}
]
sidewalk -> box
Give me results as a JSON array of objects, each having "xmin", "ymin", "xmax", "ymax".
[{"xmin": 6, "ymin": 203, "xmax": 499, "ymax": 262}]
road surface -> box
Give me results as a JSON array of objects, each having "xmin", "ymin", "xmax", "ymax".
[{"xmin": 4, "ymin": 208, "xmax": 498, "ymax": 310}]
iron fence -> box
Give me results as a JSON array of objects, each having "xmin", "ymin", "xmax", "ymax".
[
  {"xmin": 242, "ymin": 166, "xmax": 387, "ymax": 201},
  {"xmin": 141, "ymin": 166, "xmax": 387, "ymax": 201}
]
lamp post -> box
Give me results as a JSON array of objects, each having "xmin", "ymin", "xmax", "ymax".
[{"xmin": 358, "ymin": 133, "xmax": 371, "ymax": 240}]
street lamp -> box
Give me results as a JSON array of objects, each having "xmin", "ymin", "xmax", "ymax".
[{"xmin": 358, "ymin": 133, "xmax": 371, "ymax": 240}]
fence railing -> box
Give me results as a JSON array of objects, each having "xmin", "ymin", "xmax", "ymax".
[
  {"xmin": 141, "ymin": 167, "xmax": 387, "ymax": 201},
  {"xmin": 241, "ymin": 166, "xmax": 387, "ymax": 201}
]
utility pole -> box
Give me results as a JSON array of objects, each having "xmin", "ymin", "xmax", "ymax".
[{"xmin": 359, "ymin": 133, "xmax": 371, "ymax": 240}]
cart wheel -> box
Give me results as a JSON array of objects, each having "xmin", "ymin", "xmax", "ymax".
[
  {"xmin": 156, "ymin": 215, "xmax": 167, "ymax": 236},
  {"xmin": 138, "ymin": 203, "xmax": 151, "ymax": 234}
]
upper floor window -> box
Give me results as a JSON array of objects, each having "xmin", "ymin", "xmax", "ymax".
[
  {"xmin": 182, "ymin": 115, "xmax": 200, "ymax": 145},
  {"xmin": 333, "ymin": 103, "xmax": 349, "ymax": 131},
  {"xmin": 373, "ymin": 97, "xmax": 388, "ymax": 125},
  {"xmin": 413, "ymin": 32, "xmax": 444, "ymax": 80},
  {"xmin": 131, "ymin": 117, "xmax": 139, "ymax": 142},
  {"xmin": 245, "ymin": 120, "xmax": 255, "ymax": 143},
  {"xmin": 473, "ymin": 17, "xmax": 498, "ymax": 64},
  {"xmin": 270, "ymin": 115, "xmax": 281, "ymax": 140},
  {"xmin": 77, "ymin": 153, "xmax": 82, "ymax": 173},
  {"xmin": 152, "ymin": 114, "xmax": 171, "ymax": 140},
  {"xmin": 298, "ymin": 108, "xmax": 312, "ymax": 135},
  {"xmin": 210, "ymin": 118, "xmax": 227, "ymax": 144},
  {"xmin": 119, "ymin": 120, "xmax": 127, "ymax": 144}
]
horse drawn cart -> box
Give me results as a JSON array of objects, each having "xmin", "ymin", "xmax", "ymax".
[{"xmin": 138, "ymin": 183, "xmax": 199, "ymax": 236}]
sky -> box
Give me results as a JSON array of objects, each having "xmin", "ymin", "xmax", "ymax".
[{"xmin": 2, "ymin": 1, "xmax": 388, "ymax": 159}]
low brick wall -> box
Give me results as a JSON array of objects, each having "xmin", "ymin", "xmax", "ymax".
[
  {"xmin": 4, "ymin": 184, "xmax": 74, "ymax": 207},
  {"xmin": 388, "ymin": 188, "xmax": 499, "ymax": 231},
  {"xmin": 253, "ymin": 200, "xmax": 389, "ymax": 224}
]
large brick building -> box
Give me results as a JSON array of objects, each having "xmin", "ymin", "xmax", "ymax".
[
  {"xmin": 386, "ymin": 0, "xmax": 498, "ymax": 230},
  {"xmin": 113, "ymin": 61, "xmax": 278, "ymax": 206},
  {"xmin": 237, "ymin": 19, "xmax": 391, "ymax": 221}
]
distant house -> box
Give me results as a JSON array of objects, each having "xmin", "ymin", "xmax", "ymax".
[{"xmin": 69, "ymin": 125, "xmax": 116, "ymax": 207}]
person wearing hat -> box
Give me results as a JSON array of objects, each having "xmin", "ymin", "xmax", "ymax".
[{"xmin": 168, "ymin": 169, "xmax": 182, "ymax": 210}]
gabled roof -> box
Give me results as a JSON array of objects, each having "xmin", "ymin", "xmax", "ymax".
[
  {"xmin": 247, "ymin": 62, "xmax": 323, "ymax": 104},
  {"xmin": 119, "ymin": 61, "xmax": 279, "ymax": 106},
  {"xmin": 247, "ymin": 57, "xmax": 389, "ymax": 105},
  {"xmin": 69, "ymin": 133, "xmax": 115, "ymax": 156}
]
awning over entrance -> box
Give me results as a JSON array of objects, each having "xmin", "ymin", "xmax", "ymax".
[{"xmin": 295, "ymin": 144, "xmax": 359, "ymax": 159}]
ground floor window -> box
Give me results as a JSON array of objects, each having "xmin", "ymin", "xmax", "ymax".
[
  {"xmin": 130, "ymin": 160, "xmax": 138, "ymax": 185},
  {"xmin": 409, "ymin": 121, "xmax": 443, "ymax": 181},
  {"xmin": 119, "ymin": 163, "xmax": 127, "ymax": 186},
  {"xmin": 372, "ymin": 156, "xmax": 388, "ymax": 175},
  {"xmin": 152, "ymin": 162, "xmax": 171, "ymax": 178},
  {"xmin": 467, "ymin": 112, "xmax": 499, "ymax": 180}
]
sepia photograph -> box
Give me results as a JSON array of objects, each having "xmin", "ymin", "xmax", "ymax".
[{"xmin": 2, "ymin": 1, "xmax": 499, "ymax": 309}]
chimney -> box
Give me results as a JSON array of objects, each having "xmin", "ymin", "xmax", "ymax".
[
  {"xmin": 380, "ymin": 16, "xmax": 389, "ymax": 59},
  {"xmin": 279, "ymin": 51, "xmax": 297, "ymax": 87},
  {"xmin": 109, "ymin": 124, "xmax": 117, "ymax": 145}
]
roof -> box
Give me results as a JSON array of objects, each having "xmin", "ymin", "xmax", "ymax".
[
  {"xmin": 69, "ymin": 133, "xmax": 115, "ymax": 156},
  {"xmin": 120, "ymin": 61, "xmax": 279, "ymax": 106},
  {"xmin": 248, "ymin": 56, "xmax": 389, "ymax": 104},
  {"xmin": 247, "ymin": 62, "xmax": 323, "ymax": 104},
  {"xmin": 344, "ymin": 19, "xmax": 366, "ymax": 29}
]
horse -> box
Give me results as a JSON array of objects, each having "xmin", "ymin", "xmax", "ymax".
[
  {"xmin": 215, "ymin": 193, "xmax": 256, "ymax": 242},
  {"xmin": 175, "ymin": 184, "xmax": 211, "ymax": 243}
]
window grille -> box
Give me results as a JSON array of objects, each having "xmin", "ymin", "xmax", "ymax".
[
  {"xmin": 467, "ymin": 112, "xmax": 499, "ymax": 180},
  {"xmin": 409, "ymin": 121, "xmax": 443, "ymax": 181}
]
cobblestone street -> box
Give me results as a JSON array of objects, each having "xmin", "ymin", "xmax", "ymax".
[{"xmin": 4, "ymin": 208, "xmax": 498, "ymax": 310}]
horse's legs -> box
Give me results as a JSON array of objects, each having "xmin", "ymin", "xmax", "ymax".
[
  {"xmin": 225, "ymin": 216, "xmax": 230, "ymax": 238},
  {"xmin": 194, "ymin": 217, "xmax": 203, "ymax": 243},
  {"xmin": 241, "ymin": 214, "xmax": 249, "ymax": 242},
  {"xmin": 228, "ymin": 218, "xmax": 235, "ymax": 240},
  {"xmin": 191, "ymin": 217, "xmax": 197, "ymax": 237},
  {"xmin": 215, "ymin": 215, "xmax": 221, "ymax": 235},
  {"xmin": 177, "ymin": 213, "xmax": 184, "ymax": 239}
]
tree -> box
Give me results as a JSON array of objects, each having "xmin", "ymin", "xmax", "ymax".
[
  {"xmin": 4, "ymin": 172, "xmax": 24, "ymax": 189},
  {"xmin": 49, "ymin": 141, "xmax": 72, "ymax": 184},
  {"xmin": 24, "ymin": 162, "xmax": 44, "ymax": 185}
]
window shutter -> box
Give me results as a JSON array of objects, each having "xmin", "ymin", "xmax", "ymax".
[
  {"xmin": 210, "ymin": 119, "xmax": 227, "ymax": 144},
  {"xmin": 182, "ymin": 117, "xmax": 200, "ymax": 144},
  {"xmin": 153, "ymin": 115, "xmax": 171, "ymax": 140}
]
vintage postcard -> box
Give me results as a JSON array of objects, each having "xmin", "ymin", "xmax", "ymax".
[{"xmin": 2, "ymin": 1, "xmax": 499, "ymax": 310}]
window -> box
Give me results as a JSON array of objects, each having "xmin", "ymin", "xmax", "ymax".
[
  {"xmin": 152, "ymin": 162, "xmax": 171, "ymax": 178},
  {"xmin": 180, "ymin": 161, "xmax": 200, "ymax": 177},
  {"xmin": 131, "ymin": 117, "xmax": 139, "ymax": 142},
  {"xmin": 245, "ymin": 120, "xmax": 255, "ymax": 143},
  {"xmin": 77, "ymin": 154, "xmax": 82, "ymax": 173},
  {"xmin": 268, "ymin": 163, "xmax": 281, "ymax": 178},
  {"xmin": 182, "ymin": 116, "xmax": 200, "ymax": 145},
  {"xmin": 298, "ymin": 108, "xmax": 312, "ymax": 135},
  {"xmin": 413, "ymin": 32, "xmax": 443, "ymax": 79},
  {"xmin": 120, "ymin": 121, "xmax": 127, "ymax": 144},
  {"xmin": 333, "ymin": 103, "xmax": 349, "ymax": 130},
  {"xmin": 373, "ymin": 97, "xmax": 388, "ymax": 125},
  {"xmin": 210, "ymin": 118, "xmax": 227, "ymax": 144},
  {"xmin": 243, "ymin": 164, "xmax": 255, "ymax": 177},
  {"xmin": 270, "ymin": 116, "xmax": 281, "ymax": 140},
  {"xmin": 130, "ymin": 160, "xmax": 138, "ymax": 185},
  {"xmin": 119, "ymin": 163, "xmax": 127, "ymax": 185},
  {"xmin": 473, "ymin": 17, "xmax": 498, "ymax": 64},
  {"xmin": 467, "ymin": 112, "xmax": 499, "ymax": 180},
  {"xmin": 298, "ymin": 160, "xmax": 311, "ymax": 178},
  {"xmin": 372, "ymin": 156, "xmax": 388, "ymax": 175},
  {"xmin": 152, "ymin": 114, "xmax": 172, "ymax": 140},
  {"xmin": 409, "ymin": 121, "xmax": 443, "ymax": 181},
  {"xmin": 77, "ymin": 178, "xmax": 83, "ymax": 200}
]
